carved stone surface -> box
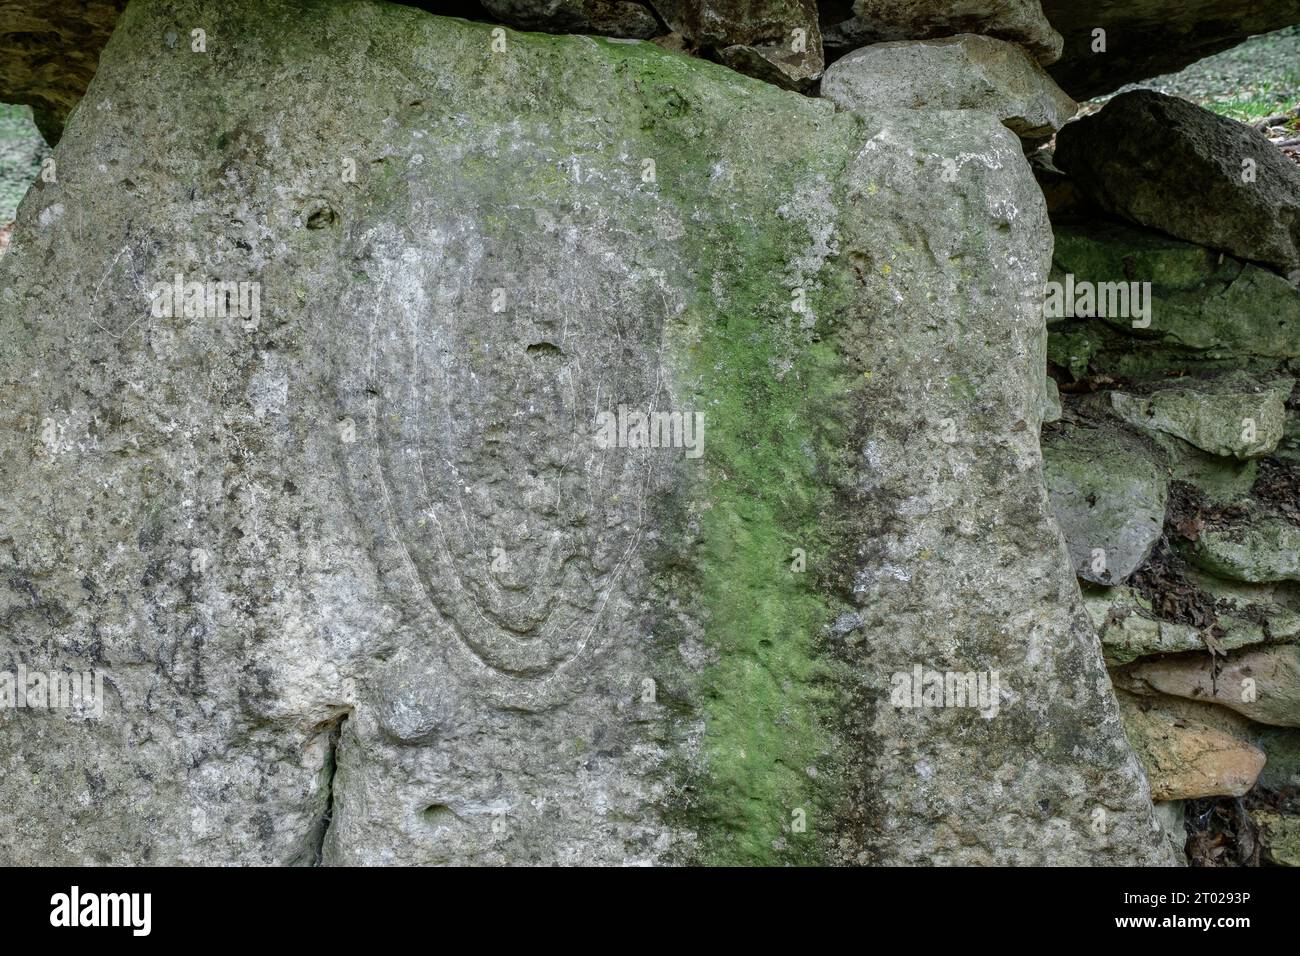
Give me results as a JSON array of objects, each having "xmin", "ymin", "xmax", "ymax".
[{"xmin": 0, "ymin": 0, "xmax": 1171, "ymax": 864}]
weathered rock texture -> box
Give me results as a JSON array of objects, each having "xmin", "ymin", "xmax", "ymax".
[
  {"xmin": 653, "ymin": 0, "xmax": 824, "ymax": 90},
  {"xmin": 1190, "ymin": 517, "xmax": 1300, "ymax": 584},
  {"xmin": 834, "ymin": 114, "xmax": 1166, "ymax": 863},
  {"xmin": 1086, "ymin": 584, "xmax": 1300, "ymax": 667},
  {"xmin": 821, "ymin": 34, "xmax": 1076, "ymax": 141},
  {"xmin": 1049, "ymin": 220, "xmax": 1300, "ymax": 370},
  {"xmin": 481, "ymin": 0, "xmax": 660, "ymax": 38},
  {"xmin": 1119, "ymin": 646, "xmax": 1300, "ymax": 729},
  {"xmin": 1108, "ymin": 374, "xmax": 1294, "ymax": 461},
  {"xmin": 0, "ymin": 0, "xmax": 126, "ymax": 143},
  {"xmin": 1040, "ymin": 0, "xmax": 1300, "ymax": 100},
  {"xmin": 1055, "ymin": 91, "xmax": 1300, "ymax": 272},
  {"xmin": 1043, "ymin": 424, "xmax": 1166, "ymax": 585},
  {"xmin": 822, "ymin": 0, "xmax": 1062, "ymax": 66},
  {"xmin": 1116, "ymin": 691, "xmax": 1265, "ymax": 801},
  {"xmin": 0, "ymin": 0, "xmax": 1171, "ymax": 864}
]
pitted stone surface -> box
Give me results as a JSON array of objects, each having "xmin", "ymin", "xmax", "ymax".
[
  {"xmin": 822, "ymin": 34, "xmax": 1076, "ymax": 141},
  {"xmin": 0, "ymin": 0, "xmax": 1170, "ymax": 865}
]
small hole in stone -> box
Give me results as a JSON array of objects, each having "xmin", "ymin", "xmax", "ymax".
[
  {"xmin": 421, "ymin": 803, "xmax": 456, "ymax": 826},
  {"xmin": 526, "ymin": 341, "xmax": 563, "ymax": 357},
  {"xmin": 304, "ymin": 200, "xmax": 337, "ymax": 230}
]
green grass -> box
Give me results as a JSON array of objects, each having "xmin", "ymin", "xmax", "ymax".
[{"xmin": 1199, "ymin": 72, "xmax": 1300, "ymax": 122}]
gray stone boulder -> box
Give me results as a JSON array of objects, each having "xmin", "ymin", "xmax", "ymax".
[
  {"xmin": 0, "ymin": 0, "xmax": 1171, "ymax": 865},
  {"xmin": 821, "ymin": 34, "xmax": 1076, "ymax": 141},
  {"xmin": 1040, "ymin": 0, "xmax": 1300, "ymax": 100},
  {"xmin": 1042, "ymin": 424, "xmax": 1167, "ymax": 585},
  {"xmin": 1054, "ymin": 91, "xmax": 1300, "ymax": 272},
  {"xmin": 822, "ymin": 0, "xmax": 1063, "ymax": 66},
  {"xmin": 481, "ymin": 1, "xmax": 661, "ymax": 38},
  {"xmin": 1108, "ymin": 373, "xmax": 1294, "ymax": 460}
]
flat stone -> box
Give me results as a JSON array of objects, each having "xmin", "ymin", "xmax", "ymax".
[
  {"xmin": 1084, "ymin": 587, "xmax": 1207, "ymax": 666},
  {"xmin": 1055, "ymin": 91, "xmax": 1300, "ymax": 272},
  {"xmin": 1108, "ymin": 373, "xmax": 1293, "ymax": 460},
  {"xmin": 1119, "ymin": 644, "xmax": 1300, "ymax": 728},
  {"xmin": 821, "ymin": 34, "xmax": 1076, "ymax": 140},
  {"xmin": 1051, "ymin": 218, "xmax": 1228, "ymax": 294},
  {"xmin": 822, "ymin": 0, "xmax": 1063, "ymax": 66},
  {"xmin": 1043, "ymin": 423, "xmax": 1167, "ymax": 584},
  {"xmin": 1117, "ymin": 691, "xmax": 1265, "ymax": 801},
  {"xmin": 1047, "ymin": 219, "xmax": 1300, "ymax": 372},
  {"xmin": 1183, "ymin": 568, "xmax": 1300, "ymax": 636},
  {"xmin": 1085, "ymin": 582, "xmax": 1299, "ymax": 666},
  {"xmin": 1190, "ymin": 516, "xmax": 1300, "ymax": 583},
  {"xmin": 1040, "ymin": 0, "xmax": 1300, "ymax": 100}
]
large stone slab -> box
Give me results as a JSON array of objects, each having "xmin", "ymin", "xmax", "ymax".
[
  {"xmin": 1047, "ymin": 219, "xmax": 1300, "ymax": 374},
  {"xmin": 821, "ymin": 34, "xmax": 1076, "ymax": 141},
  {"xmin": 0, "ymin": 0, "xmax": 1169, "ymax": 865},
  {"xmin": 1040, "ymin": 0, "xmax": 1300, "ymax": 100},
  {"xmin": 822, "ymin": 0, "xmax": 1063, "ymax": 66},
  {"xmin": 828, "ymin": 111, "xmax": 1166, "ymax": 864},
  {"xmin": 1055, "ymin": 91, "xmax": 1300, "ymax": 272}
]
